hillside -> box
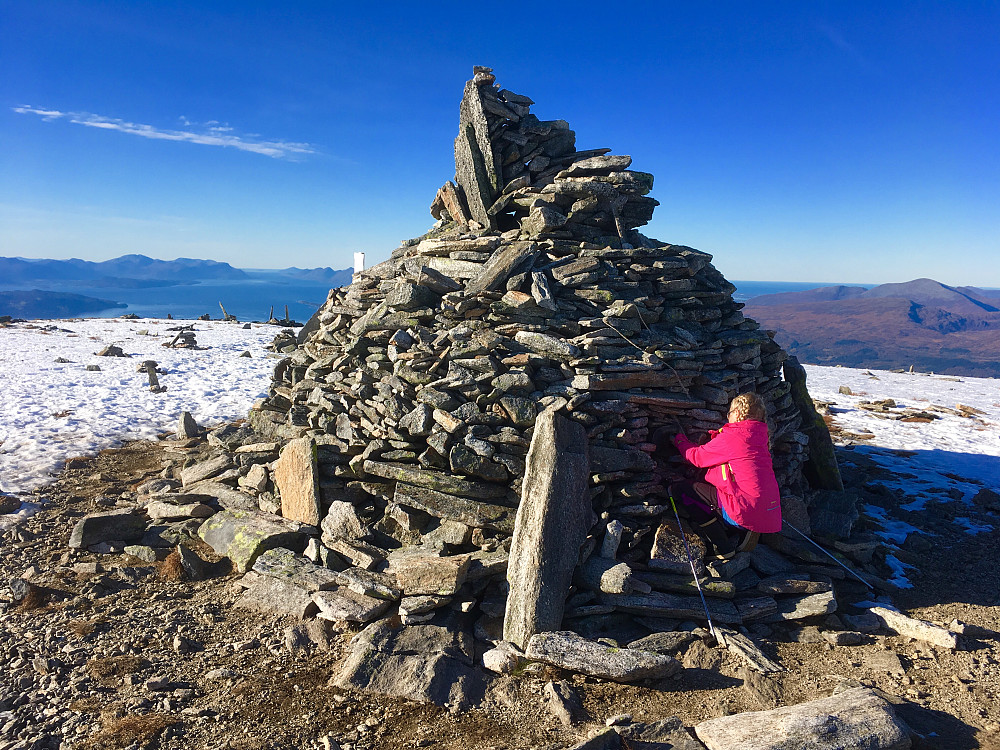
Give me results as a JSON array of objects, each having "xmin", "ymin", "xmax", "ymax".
[
  {"xmin": 745, "ymin": 279, "xmax": 1000, "ymax": 377},
  {"xmin": 0, "ymin": 254, "xmax": 248, "ymax": 283},
  {"xmin": 0, "ymin": 289, "xmax": 127, "ymax": 318}
]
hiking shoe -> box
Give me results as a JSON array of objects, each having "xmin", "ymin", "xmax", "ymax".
[{"xmin": 734, "ymin": 530, "xmax": 759, "ymax": 553}]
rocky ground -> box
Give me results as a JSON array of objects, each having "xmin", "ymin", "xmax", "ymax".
[{"xmin": 2, "ymin": 431, "xmax": 1000, "ymax": 750}]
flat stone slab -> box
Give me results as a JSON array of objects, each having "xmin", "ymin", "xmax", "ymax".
[
  {"xmin": 757, "ymin": 575, "xmax": 831, "ymax": 595},
  {"xmin": 525, "ymin": 630, "xmax": 681, "ymax": 683},
  {"xmin": 363, "ymin": 461, "xmax": 508, "ymax": 499},
  {"xmin": 694, "ymin": 687, "xmax": 911, "ymax": 750},
  {"xmin": 748, "ymin": 546, "xmax": 795, "ymax": 576},
  {"xmin": 626, "ymin": 631, "xmax": 698, "ymax": 655},
  {"xmin": 235, "ymin": 574, "xmax": 318, "ymax": 619},
  {"xmin": 180, "ymin": 454, "xmax": 234, "ymax": 486},
  {"xmin": 392, "ymin": 552, "xmax": 471, "ymax": 596},
  {"xmin": 197, "ymin": 509, "xmax": 309, "ymax": 573},
  {"xmin": 600, "ymin": 591, "xmax": 742, "ymax": 625},
  {"xmin": 179, "ymin": 482, "xmax": 258, "ymax": 512},
  {"xmin": 393, "ymin": 483, "xmax": 515, "ymax": 533},
  {"xmin": 251, "ymin": 547, "xmax": 340, "ymax": 591},
  {"xmin": 869, "ymin": 606, "xmax": 958, "ymax": 650},
  {"xmin": 145, "ymin": 500, "xmax": 214, "ymax": 520},
  {"xmin": 589, "ymin": 446, "xmax": 656, "ymax": 474},
  {"xmin": 69, "ymin": 509, "xmax": 146, "ymax": 549},
  {"xmin": 312, "ymin": 587, "xmax": 392, "ymax": 623},
  {"xmin": 334, "ymin": 621, "xmax": 485, "ymax": 708},
  {"xmin": 335, "ymin": 566, "xmax": 401, "ymax": 601}
]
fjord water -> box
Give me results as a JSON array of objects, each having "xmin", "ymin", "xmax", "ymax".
[
  {"xmin": 7, "ymin": 271, "xmax": 341, "ymax": 322},
  {"xmin": 5, "ymin": 275, "xmax": 868, "ymax": 321}
]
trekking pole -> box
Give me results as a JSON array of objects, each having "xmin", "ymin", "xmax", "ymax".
[
  {"xmin": 782, "ymin": 520, "xmax": 874, "ymax": 590},
  {"xmin": 669, "ymin": 496, "xmax": 717, "ymax": 641}
]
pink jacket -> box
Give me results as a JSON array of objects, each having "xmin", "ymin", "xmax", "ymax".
[{"xmin": 674, "ymin": 420, "xmax": 782, "ymax": 533}]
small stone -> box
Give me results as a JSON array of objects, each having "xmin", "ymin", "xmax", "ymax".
[
  {"xmin": 177, "ymin": 411, "xmax": 200, "ymax": 439},
  {"xmin": 482, "ymin": 641, "xmax": 525, "ymax": 674}
]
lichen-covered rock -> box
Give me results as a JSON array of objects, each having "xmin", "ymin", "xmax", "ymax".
[{"xmin": 197, "ymin": 509, "xmax": 310, "ymax": 573}]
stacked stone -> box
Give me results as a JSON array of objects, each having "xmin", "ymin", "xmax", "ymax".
[
  {"xmin": 433, "ymin": 66, "xmax": 657, "ymax": 246},
  {"xmin": 240, "ymin": 68, "xmax": 822, "ymax": 633}
]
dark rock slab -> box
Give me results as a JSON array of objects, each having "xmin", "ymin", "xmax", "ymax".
[
  {"xmin": 618, "ymin": 716, "xmax": 707, "ymax": 750},
  {"xmin": 69, "ymin": 509, "xmax": 146, "ymax": 549},
  {"xmin": 626, "ymin": 631, "xmax": 698, "ymax": 655},
  {"xmin": 599, "ymin": 591, "xmax": 742, "ymax": 625},
  {"xmin": 393, "ymin": 483, "xmax": 515, "ymax": 532},
  {"xmin": 465, "ymin": 241, "xmax": 538, "ymax": 294},
  {"xmin": 334, "ymin": 621, "xmax": 485, "ymax": 708},
  {"xmin": 363, "ymin": 461, "xmax": 508, "ymax": 499}
]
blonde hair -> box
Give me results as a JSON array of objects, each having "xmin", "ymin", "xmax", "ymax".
[{"xmin": 729, "ymin": 392, "xmax": 766, "ymax": 422}]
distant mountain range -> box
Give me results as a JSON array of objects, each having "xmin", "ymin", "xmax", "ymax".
[
  {"xmin": 0, "ymin": 254, "xmax": 248, "ymax": 284},
  {"xmin": 0, "ymin": 290, "xmax": 127, "ymax": 319},
  {"xmin": 744, "ymin": 278, "xmax": 1000, "ymax": 377},
  {"xmin": 0, "ymin": 254, "xmax": 354, "ymax": 319},
  {"xmin": 1, "ymin": 255, "xmax": 355, "ymax": 286}
]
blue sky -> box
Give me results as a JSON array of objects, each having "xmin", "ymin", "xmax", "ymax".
[{"xmin": 2, "ymin": 1, "xmax": 998, "ymax": 285}]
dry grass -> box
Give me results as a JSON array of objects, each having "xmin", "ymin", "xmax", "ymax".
[
  {"xmin": 80, "ymin": 713, "xmax": 178, "ymax": 750},
  {"xmin": 68, "ymin": 697, "xmax": 104, "ymax": 714},
  {"xmin": 67, "ymin": 619, "xmax": 98, "ymax": 637},
  {"xmin": 87, "ymin": 656, "xmax": 145, "ymax": 686},
  {"xmin": 159, "ymin": 550, "xmax": 185, "ymax": 581},
  {"xmin": 16, "ymin": 585, "xmax": 47, "ymax": 611}
]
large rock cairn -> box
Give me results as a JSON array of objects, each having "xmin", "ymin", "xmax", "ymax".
[
  {"xmin": 250, "ymin": 66, "xmax": 813, "ymax": 551},
  {"xmin": 155, "ymin": 67, "xmax": 856, "ymax": 701}
]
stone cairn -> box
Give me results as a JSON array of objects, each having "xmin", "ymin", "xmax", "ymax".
[{"xmin": 90, "ymin": 68, "xmax": 877, "ymax": 709}]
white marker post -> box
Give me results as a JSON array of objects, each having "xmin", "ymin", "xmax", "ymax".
[{"xmin": 353, "ymin": 252, "xmax": 365, "ymax": 284}]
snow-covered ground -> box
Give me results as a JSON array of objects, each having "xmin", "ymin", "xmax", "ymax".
[
  {"xmin": 0, "ymin": 318, "xmax": 283, "ymax": 513},
  {"xmin": 804, "ymin": 364, "xmax": 1000, "ymax": 586},
  {"xmin": 804, "ymin": 364, "xmax": 1000, "ymax": 501},
  {"xmin": 2, "ymin": 320, "xmax": 998, "ymax": 577}
]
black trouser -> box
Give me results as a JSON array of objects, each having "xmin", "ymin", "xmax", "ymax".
[{"xmin": 668, "ymin": 480, "xmax": 736, "ymax": 556}]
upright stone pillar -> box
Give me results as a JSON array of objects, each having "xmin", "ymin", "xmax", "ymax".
[
  {"xmin": 453, "ymin": 77, "xmax": 501, "ymax": 230},
  {"xmin": 504, "ymin": 409, "xmax": 592, "ymax": 649},
  {"xmin": 783, "ymin": 357, "xmax": 844, "ymax": 491}
]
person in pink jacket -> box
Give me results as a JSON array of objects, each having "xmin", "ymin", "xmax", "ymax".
[{"xmin": 669, "ymin": 392, "xmax": 782, "ymax": 559}]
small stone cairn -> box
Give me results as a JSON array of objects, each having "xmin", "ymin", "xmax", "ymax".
[{"xmin": 86, "ymin": 68, "xmax": 878, "ymax": 711}]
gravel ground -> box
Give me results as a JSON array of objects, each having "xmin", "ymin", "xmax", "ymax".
[{"xmin": 2, "ymin": 436, "xmax": 1000, "ymax": 750}]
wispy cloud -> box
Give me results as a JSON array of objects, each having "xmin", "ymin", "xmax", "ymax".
[
  {"xmin": 12, "ymin": 106, "xmax": 317, "ymax": 160},
  {"xmin": 815, "ymin": 23, "xmax": 871, "ymax": 69}
]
